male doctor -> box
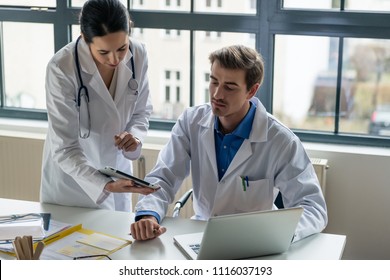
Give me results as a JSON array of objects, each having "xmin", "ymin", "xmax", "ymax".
[{"xmin": 131, "ymin": 45, "xmax": 328, "ymax": 242}]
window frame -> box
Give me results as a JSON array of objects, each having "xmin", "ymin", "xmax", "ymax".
[{"xmin": 0, "ymin": 0, "xmax": 389, "ymax": 147}]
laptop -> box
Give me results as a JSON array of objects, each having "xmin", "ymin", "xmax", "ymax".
[{"xmin": 173, "ymin": 207, "xmax": 303, "ymax": 260}]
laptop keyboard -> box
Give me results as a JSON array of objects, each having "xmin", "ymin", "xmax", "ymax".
[{"xmin": 189, "ymin": 243, "xmax": 201, "ymax": 254}]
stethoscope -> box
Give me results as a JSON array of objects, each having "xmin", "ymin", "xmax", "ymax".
[{"xmin": 75, "ymin": 36, "xmax": 138, "ymax": 139}]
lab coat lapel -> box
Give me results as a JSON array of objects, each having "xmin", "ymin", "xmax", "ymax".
[
  {"xmin": 199, "ymin": 113, "xmax": 219, "ymax": 178},
  {"xmin": 77, "ymin": 37, "xmax": 120, "ymax": 113},
  {"xmin": 222, "ymin": 99, "xmax": 268, "ymax": 178},
  {"xmin": 114, "ymin": 51, "xmax": 132, "ymax": 105},
  {"xmin": 224, "ymin": 140, "xmax": 252, "ymax": 177}
]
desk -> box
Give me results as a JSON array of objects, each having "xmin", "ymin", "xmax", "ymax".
[{"xmin": 0, "ymin": 198, "xmax": 346, "ymax": 260}]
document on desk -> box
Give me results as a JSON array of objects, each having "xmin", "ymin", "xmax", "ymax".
[{"xmin": 39, "ymin": 224, "xmax": 132, "ymax": 260}]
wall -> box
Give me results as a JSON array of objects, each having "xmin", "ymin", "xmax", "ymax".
[
  {"xmin": 304, "ymin": 143, "xmax": 390, "ymax": 260},
  {"xmin": 1, "ymin": 130, "xmax": 390, "ymax": 259}
]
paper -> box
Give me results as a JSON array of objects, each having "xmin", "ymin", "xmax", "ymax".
[
  {"xmin": 0, "ymin": 219, "xmax": 72, "ymax": 253},
  {"xmin": 57, "ymin": 241, "xmax": 108, "ymax": 259},
  {"xmin": 0, "ymin": 218, "xmax": 45, "ymax": 241},
  {"xmin": 77, "ymin": 233, "xmax": 129, "ymax": 251},
  {"xmin": 39, "ymin": 230, "xmax": 131, "ymax": 260}
]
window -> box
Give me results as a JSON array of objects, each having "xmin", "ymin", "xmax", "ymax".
[
  {"xmin": 283, "ymin": 0, "xmax": 390, "ymax": 12},
  {"xmin": 0, "ymin": 0, "xmax": 55, "ymax": 7},
  {"xmin": 130, "ymin": 0, "xmax": 190, "ymax": 11},
  {"xmin": 2, "ymin": 22, "xmax": 54, "ymax": 110},
  {"xmin": 0, "ymin": 0, "xmax": 389, "ymax": 147},
  {"xmin": 176, "ymin": 86, "xmax": 181, "ymax": 102},
  {"xmin": 204, "ymin": 72, "xmax": 211, "ymax": 103},
  {"xmin": 165, "ymin": 86, "xmax": 170, "ymax": 102},
  {"xmin": 162, "ymin": 70, "xmax": 184, "ymax": 119}
]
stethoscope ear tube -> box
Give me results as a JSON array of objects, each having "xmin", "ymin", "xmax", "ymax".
[{"xmin": 75, "ymin": 36, "xmax": 89, "ymax": 102}]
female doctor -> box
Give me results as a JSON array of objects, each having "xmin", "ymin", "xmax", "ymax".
[{"xmin": 40, "ymin": 0, "xmax": 155, "ymax": 211}]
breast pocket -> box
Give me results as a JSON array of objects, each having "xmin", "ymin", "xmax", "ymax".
[{"xmin": 233, "ymin": 176, "xmax": 274, "ymax": 212}]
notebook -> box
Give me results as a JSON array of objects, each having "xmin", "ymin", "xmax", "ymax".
[{"xmin": 173, "ymin": 207, "xmax": 303, "ymax": 260}]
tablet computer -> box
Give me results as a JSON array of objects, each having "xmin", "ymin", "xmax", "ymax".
[{"xmin": 99, "ymin": 166, "xmax": 159, "ymax": 189}]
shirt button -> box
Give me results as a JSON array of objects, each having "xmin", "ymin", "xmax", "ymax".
[{"xmin": 224, "ymin": 145, "xmax": 227, "ymax": 149}]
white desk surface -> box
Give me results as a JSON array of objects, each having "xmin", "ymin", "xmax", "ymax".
[{"xmin": 0, "ymin": 198, "xmax": 346, "ymax": 260}]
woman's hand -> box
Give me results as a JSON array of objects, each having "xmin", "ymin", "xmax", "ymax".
[
  {"xmin": 104, "ymin": 179, "xmax": 157, "ymax": 195},
  {"xmin": 114, "ymin": 132, "xmax": 140, "ymax": 152}
]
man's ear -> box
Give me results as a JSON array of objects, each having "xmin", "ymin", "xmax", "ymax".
[{"xmin": 247, "ymin": 83, "xmax": 260, "ymax": 99}]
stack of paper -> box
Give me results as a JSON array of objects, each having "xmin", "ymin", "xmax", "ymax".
[
  {"xmin": 0, "ymin": 214, "xmax": 46, "ymax": 241},
  {"xmin": 0, "ymin": 216, "xmax": 71, "ymax": 254}
]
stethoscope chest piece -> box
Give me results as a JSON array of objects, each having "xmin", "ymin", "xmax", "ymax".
[{"xmin": 129, "ymin": 78, "xmax": 139, "ymax": 94}]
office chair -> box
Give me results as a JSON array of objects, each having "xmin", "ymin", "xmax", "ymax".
[
  {"xmin": 172, "ymin": 189, "xmax": 193, "ymax": 218},
  {"xmin": 274, "ymin": 192, "xmax": 284, "ymax": 209}
]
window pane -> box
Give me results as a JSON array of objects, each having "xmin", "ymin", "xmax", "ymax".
[
  {"xmin": 3, "ymin": 22, "xmax": 54, "ymax": 110},
  {"xmin": 273, "ymin": 35, "xmax": 339, "ymax": 132},
  {"xmin": 345, "ymin": 0, "xmax": 390, "ymax": 12},
  {"xmin": 0, "ymin": 0, "xmax": 55, "ymax": 7},
  {"xmin": 71, "ymin": 0, "xmax": 127, "ymax": 8},
  {"xmin": 342, "ymin": 38, "xmax": 390, "ymax": 137},
  {"xmin": 194, "ymin": 0, "xmax": 256, "ymax": 14},
  {"xmin": 194, "ymin": 31, "xmax": 256, "ymax": 106},
  {"xmin": 283, "ymin": 0, "xmax": 340, "ymax": 10},
  {"xmin": 72, "ymin": 25, "xmax": 81, "ymax": 41},
  {"xmin": 129, "ymin": 0, "xmax": 190, "ymax": 11},
  {"xmin": 132, "ymin": 28, "xmax": 190, "ymax": 120},
  {"xmin": 284, "ymin": 0, "xmax": 390, "ymax": 12}
]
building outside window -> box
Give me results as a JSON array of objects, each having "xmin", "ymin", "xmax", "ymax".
[{"xmin": 0, "ymin": 0, "xmax": 389, "ymax": 147}]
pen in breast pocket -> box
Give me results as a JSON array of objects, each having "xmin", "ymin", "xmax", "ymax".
[{"xmin": 241, "ymin": 176, "xmax": 249, "ymax": 191}]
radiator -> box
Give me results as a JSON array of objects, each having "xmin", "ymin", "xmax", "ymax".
[
  {"xmin": 0, "ymin": 135, "xmax": 44, "ymax": 202},
  {"xmin": 310, "ymin": 157, "xmax": 329, "ymax": 195}
]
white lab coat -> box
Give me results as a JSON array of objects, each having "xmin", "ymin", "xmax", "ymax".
[
  {"xmin": 40, "ymin": 37, "xmax": 152, "ymax": 211},
  {"xmin": 136, "ymin": 97, "xmax": 327, "ymax": 241}
]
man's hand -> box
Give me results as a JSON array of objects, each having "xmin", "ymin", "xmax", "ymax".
[{"xmin": 130, "ymin": 216, "xmax": 167, "ymax": 241}]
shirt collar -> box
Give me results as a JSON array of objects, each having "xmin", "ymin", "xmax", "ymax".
[{"xmin": 214, "ymin": 101, "xmax": 257, "ymax": 139}]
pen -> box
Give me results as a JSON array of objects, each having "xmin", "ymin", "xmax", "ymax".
[
  {"xmin": 245, "ymin": 176, "xmax": 249, "ymax": 188},
  {"xmin": 129, "ymin": 228, "xmax": 157, "ymax": 235},
  {"xmin": 241, "ymin": 176, "xmax": 246, "ymax": 191}
]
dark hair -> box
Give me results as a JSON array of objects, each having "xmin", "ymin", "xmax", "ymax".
[
  {"xmin": 79, "ymin": 0, "xmax": 131, "ymax": 44},
  {"xmin": 209, "ymin": 45, "xmax": 264, "ymax": 91}
]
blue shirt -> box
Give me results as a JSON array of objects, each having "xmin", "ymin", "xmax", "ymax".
[{"xmin": 214, "ymin": 101, "xmax": 256, "ymax": 180}]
